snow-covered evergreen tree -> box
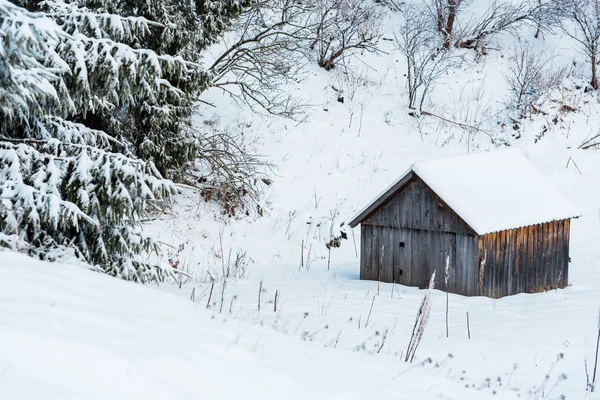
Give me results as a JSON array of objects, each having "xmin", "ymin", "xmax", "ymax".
[{"xmin": 0, "ymin": 0, "xmax": 250, "ymax": 282}]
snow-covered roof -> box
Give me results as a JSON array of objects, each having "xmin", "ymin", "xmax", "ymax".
[{"xmin": 349, "ymin": 149, "xmax": 579, "ymax": 235}]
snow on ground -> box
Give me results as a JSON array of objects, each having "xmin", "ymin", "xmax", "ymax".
[
  {"xmin": 1, "ymin": 251, "xmax": 506, "ymax": 400},
  {"xmin": 5, "ymin": 1, "xmax": 600, "ymax": 399},
  {"xmin": 142, "ymin": 6, "xmax": 600, "ymax": 399}
]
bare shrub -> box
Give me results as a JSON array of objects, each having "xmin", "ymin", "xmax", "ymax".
[
  {"xmin": 503, "ymin": 42, "xmax": 566, "ymax": 119},
  {"xmin": 555, "ymin": 0, "xmax": 600, "ymax": 90},
  {"xmin": 396, "ymin": 9, "xmax": 454, "ymax": 112},
  {"xmin": 375, "ymin": 0, "xmax": 404, "ymax": 12},
  {"xmin": 310, "ymin": 0, "xmax": 384, "ymax": 70},
  {"xmin": 208, "ymin": 0, "xmax": 312, "ymax": 117},
  {"xmin": 188, "ymin": 124, "xmax": 272, "ymax": 218},
  {"xmin": 453, "ymin": 1, "xmax": 542, "ymax": 56}
]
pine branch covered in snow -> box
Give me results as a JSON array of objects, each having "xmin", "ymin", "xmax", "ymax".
[{"xmin": 0, "ymin": 0, "xmax": 254, "ymax": 282}]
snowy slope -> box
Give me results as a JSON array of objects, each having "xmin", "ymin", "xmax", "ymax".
[
  {"xmin": 140, "ymin": 3, "xmax": 600, "ymax": 399},
  {"xmin": 0, "ymin": 251, "xmax": 506, "ymax": 400},
  {"xmin": 5, "ymin": 1, "xmax": 600, "ymax": 399}
]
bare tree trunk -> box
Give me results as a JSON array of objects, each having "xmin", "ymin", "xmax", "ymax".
[
  {"xmin": 436, "ymin": 1, "xmax": 445, "ymax": 34},
  {"xmin": 592, "ymin": 53, "xmax": 599, "ymax": 90},
  {"xmin": 534, "ymin": 0, "xmax": 542, "ymax": 39},
  {"xmin": 407, "ymin": 58, "xmax": 415, "ymax": 109},
  {"xmin": 443, "ymin": 0, "xmax": 458, "ymax": 49}
]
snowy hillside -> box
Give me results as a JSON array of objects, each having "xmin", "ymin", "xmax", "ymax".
[
  {"xmin": 5, "ymin": 0, "xmax": 600, "ymax": 398},
  {"xmin": 1, "ymin": 252, "xmax": 505, "ymax": 400},
  {"xmin": 145, "ymin": 2, "xmax": 600, "ymax": 399}
]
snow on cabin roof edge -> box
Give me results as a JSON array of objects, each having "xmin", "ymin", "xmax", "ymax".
[
  {"xmin": 348, "ymin": 167, "xmax": 413, "ymax": 228},
  {"xmin": 348, "ymin": 149, "xmax": 580, "ymax": 234}
]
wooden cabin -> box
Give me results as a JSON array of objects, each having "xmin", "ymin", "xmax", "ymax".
[{"xmin": 348, "ymin": 150, "xmax": 579, "ymax": 298}]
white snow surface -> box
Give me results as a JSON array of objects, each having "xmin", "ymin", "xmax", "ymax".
[
  {"xmin": 1, "ymin": 251, "xmax": 499, "ymax": 400},
  {"xmin": 7, "ymin": 1, "xmax": 600, "ymax": 399},
  {"xmin": 354, "ymin": 149, "xmax": 580, "ymax": 234}
]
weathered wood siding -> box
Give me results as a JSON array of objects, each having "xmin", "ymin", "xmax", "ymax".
[
  {"xmin": 362, "ymin": 176, "xmax": 476, "ymax": 235},
  {"xmin": 360, "ymin": 225, "xmax": 479, "ymax": 296},
  {"xmin": 360, "ymin": 175, "xmax": 481, "ymax": 296},
  {"xmin": 478, "ymin": 219, "xmax": 570, "ymax": 298},
  {"xmin": 358, "ymin": 174, "xmax": 572, "ymax": 298}
]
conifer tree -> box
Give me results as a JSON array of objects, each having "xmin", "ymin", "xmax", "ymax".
[{"xmin": 0, "ymin": 0, "xmax": 251, "ymax": 282}]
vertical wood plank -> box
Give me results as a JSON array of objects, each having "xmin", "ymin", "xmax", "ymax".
[
  {"xmin": 451, "ymin": 233, "xmax": 457, "ymax": 293},
  {"xmin": 555, "ymin": 220, "xmax": 564, "ymax": 288},
  {"xmin": 514, "ymin": 227, "xmax": 524, "ymax": 294},
  {"xmin": 363, "ymin": 225, "xmax": 370, "ymax": 280},
  {"xmin": 411, "ymin": 229, "xmax": 421, "ymax": 288},
  {"xmin": 491, "ymin": 232, "xmax": 500, "ymax": 298},
  {"xmin": 460, "ymin": 235, "xmax": 468, "ymax": 295},
  {"xmin": 564, "ymin": 219, "xmax": 571, "ymax": 287},
  {"xmin": 549, "ymin": 221, "xmax": 557, "ymax": 289},
  {"xmin": 505, "ymin": 229, "xmax": 513, "ymax": 296},
  {"xmin": 360, "ymin": 225, "xmax": 366, "ymax": 280},
  {"xmin": 534, "ymin": 224, "xmax": 543, "ymax": 292},
  {"xmin": 412, "ymin": 180, "xmax": 422, "ymax": 230},
  {"xmin": 467, "ymin": 236, "xmax": 479, "ymax": 296},
  {"xmin": 385, "ymin": 228, "xmax": 394, "ymax": 283},
  {"xmin": 371, "ymin": 228, "xmax": 379, "ymax": 282}
]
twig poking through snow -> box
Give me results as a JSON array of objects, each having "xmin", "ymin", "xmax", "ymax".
[
  {"xmin": 466, "ymin": 312, "xmax": 471, "ymax": 339},
  {"xmin": 592, "ymin": 308, "xmax": 600, "ymax": 391},
  {"xmin": 365, "ymin": 296, "xmax": 376, "ymax": 328},
  {"xmin": 258, "ymin": 279, "xmax": 263, "ymax": 312},
  {"xmin": 206, "ymin": 280, "xmax": 215, "ymax": 309},
  {"xmin": 566, "ymin": 156, "xmax": 583, "ymax": 175}
]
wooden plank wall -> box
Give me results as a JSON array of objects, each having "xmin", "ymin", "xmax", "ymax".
[
  {"xmin": 363, "ymin": 177, "xmax": 476, "ymax": 235},
  {"xmin": 359, "ymin": 174, "xmax": 571, "ymax": 298},
  {"xmin": 360, "ymin": 175, "xmax": 482, "ymax": 296},
  {"xmin": 478, "ymin": 220, "xmax": 570, "ymax": 298},
  {"xmin": 361, "ymin": 225, "xmax": 479, "ymax": 296}
]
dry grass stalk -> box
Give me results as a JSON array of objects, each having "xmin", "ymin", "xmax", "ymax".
[
  {"xmin": 206, "ymin": 280, "xmax": 215, "ymax": 309},
  {"xmin": 365, "ymin": 295, "xmax": 376, "ymax": 328},
  {"xmin": 405, "ymin": 271, "xmax": 436, "ymax": 363},
  {"xmin": 592, "ymin": 308, "xmax": 600, "ymax": 391},
  {"xmin": 258, "ymin": 279, "xmax": 263, "ymax": 312},
  {"xmin": 466, "ymin": 311, "xmax": 471, "ymax": 339}
]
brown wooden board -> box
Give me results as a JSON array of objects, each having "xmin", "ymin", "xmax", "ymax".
[
  {"xmin": 359, "ymin": 177, "xmax": 477, "ymax": 235},
  {"xmin": 384, "ymin": 228, "xmax": 395, "ymax": 283},
  {"xmin": 466, "ymin": 235, "xmax": 479, "ymax": 296},
  {"xmin": 459, "ymin": 235, "xmax": 467, "ymax": 295},
  {"xmin": 360, "ymin": 225, "xmax": 366, "ymax": 280},
  {"xmin": 411, "ymin": 229, "xmax": 422, "ymax": 288},
  {"xmin": 563, "ymin": 220, "xmax": 571, "ymax": 286}
]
